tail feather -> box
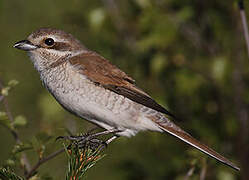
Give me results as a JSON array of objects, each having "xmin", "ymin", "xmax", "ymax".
[{"xmin": 151, "ymin": 115, "xmax": 240, "ymax": 171}]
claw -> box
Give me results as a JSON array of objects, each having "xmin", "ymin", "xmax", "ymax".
[
  {"xmin": 56, "ymin": 134, "xmax": 104, "ymax": 151},
  {"xmin": 56, "ymin": 135, "xmax": 82, "ymax": 142},
  {"xmin": 56, "ymin": 129, "xmax": 120, "ymax": 151},
  {"xmin": 55, "ymin": 136, "xmax": 66, "ymax": 141}
]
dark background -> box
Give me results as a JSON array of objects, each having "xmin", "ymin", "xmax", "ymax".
[{"xmin": 0, "ymin": 0, "xmax": 248, "ymax": 179}]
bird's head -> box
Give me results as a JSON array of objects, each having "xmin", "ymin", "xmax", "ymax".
[{"xmin": 14, "ymin": 28, "xmax": 86, "ymax": 72}]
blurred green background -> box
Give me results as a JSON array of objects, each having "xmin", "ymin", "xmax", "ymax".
[{"xmin": 0, "ymin": 0, "xmax": 249, "ymax": 179}]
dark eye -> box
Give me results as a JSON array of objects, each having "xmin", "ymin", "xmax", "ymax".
[{"xmin": 44, "ymin": 38, "xmax": 54, "ymax": 46}]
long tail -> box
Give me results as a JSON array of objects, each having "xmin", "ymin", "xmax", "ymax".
[{"xmin": 149, "ymin": 114, "xmax": 240, "ymax": 171}]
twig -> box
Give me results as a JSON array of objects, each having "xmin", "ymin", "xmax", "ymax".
[
  {"xmin": 183, "ymin": 166, "xmax": 195, "ymax": 180},
  {"xmin": 232, "ymin": 18, "xmax": 249, "ymax": 179},
  {"xmin": 0, "ymin": 95, "xmax": 4, "ymax": 102},
  {"xmin": 26, "ymin": 148, "xmax": 65, "ymax": 179},
  {"xmin": 238, "ymin": 0, "xmax": 249, "ymax": 57},
  {"xmin": 0, "ymin": 83, "xmax": 14, "ymax": 122},
  {"xmin": 0, "ymin": 77, "xmax": 31, "ymax": 172},
  {"xmin": 200, "ymin": 164, "xmax": 207, "ymax": 180},
  {"xmin": 26, "ymin": 127, "xmax": 118, "ymax": 178}
]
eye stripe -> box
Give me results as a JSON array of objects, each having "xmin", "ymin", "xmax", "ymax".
[{"xmin": 47, "ymin": 42, "xmax": 72, "ymax": 51}]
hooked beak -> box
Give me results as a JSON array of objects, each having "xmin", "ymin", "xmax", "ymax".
[{"xmin": 13, "ymin": 40, "xmax": 38, "ymax": 51}]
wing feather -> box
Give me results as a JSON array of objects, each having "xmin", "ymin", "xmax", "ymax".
[{"xmin": 69, "ymin": 52, "xmax": 175, "ymax": 117}]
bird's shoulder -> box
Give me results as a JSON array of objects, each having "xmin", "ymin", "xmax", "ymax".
[
  {"xmin": 69, "ymin": 51, "xmax": 135, "ymax": 86},
  {"xmin": 69, "ymin": 51, "xmax": 175, "ymax": 117}
]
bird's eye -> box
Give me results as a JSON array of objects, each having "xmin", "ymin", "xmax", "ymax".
[{"xmin": 44, "ymin": 38, "xmax": 54, "ymax": 46}]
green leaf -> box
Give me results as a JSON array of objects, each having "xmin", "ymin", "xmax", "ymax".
[
  {"xmin": 212, "ymin": 56, "xmax": 227, "ymax": 82},
  {"xmin": 13, "ymin": 116, "xmax": 27, "ymax": 128},
  {"xmin": 8, "ymin": 80, "xmax": 19, "ymax": 88},
  {"xmin": 0, "ymin": 80, "xmax": 19, "ymax": 96},
  {"xmin": 12, "ymin": 143, "xmax": 33, "ymax": 154},
  {"xmin": 150, "ymin": 53, "xmax": 168, "ymax": 75},
  {"xmin": 5, "ymin": 159, "xmax": 15, "ymax": 167},
  {"xmin": 1, "ymin": 87, "xmax": 10, "ymax": 96},
  {"xmin": 89, "ymin": 8, "xmax": 106, "ymax": 30},
  {"xmin": 0, "ymin": 168, "xmax": 24, "ymax": 180},
  {"xmin": 136, "ymin": 0, "xmax": 151, "ymax": 8},
  {"xmin": 0, "ymin": 111, "xmax": 11, "ymax": 128},
  {"xmin": 0, "ymin": 111, "xmax": 8, "ymax": 121}
]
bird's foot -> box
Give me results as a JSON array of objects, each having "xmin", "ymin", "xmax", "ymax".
[
  {"xmin": 56, "ymin": 133, "xmax": 106, "ymax": 151},
  {"xmin": 56, "ymin": 129, "xmax": 120, "ymax": 151}
]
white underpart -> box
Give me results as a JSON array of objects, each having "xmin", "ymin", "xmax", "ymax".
[{"xmin": 28, "ymin": 50, "xmax": 161, "ymax": 137}]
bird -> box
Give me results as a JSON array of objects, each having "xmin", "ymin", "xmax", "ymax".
[{"xmin": 14, "ymin": 28, "xmax": 239, "ymax": 171}]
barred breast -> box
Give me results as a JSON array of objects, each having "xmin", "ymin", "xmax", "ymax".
[{"xmin": 40, "ymin": 62, "xmax": 161, "ymax": 136}]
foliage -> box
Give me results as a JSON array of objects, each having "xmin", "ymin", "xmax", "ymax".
[
  {"xmin": 66, "ymin": 143, "xmax": 105, "ymax": 180},
  {"xmin": 0, "ymin": 168, "xmax": 24, "ymax": 180},
  {"xmin": 0, "ymin": 80, "xmax": 103, "ymax": 179}
]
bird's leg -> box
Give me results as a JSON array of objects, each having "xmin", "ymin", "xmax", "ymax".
[
  {"xmin": 76, "ymin": 129, "xmax": 121, "ymax": 150},
  {"xmin": 57, "ymin": 129, "xmax": 121, "ymax": 151},
  {"xmin": 87, "ymin": 129, "xmax": 122, "ymax": 138},
  {"xmin": 98, "ymin": 135, "xmax": 119, "ymax": 151},
  {"xmin": 105, "ymin": 135, "xmax": 119, "ymax": 145},
  {"xmin": 76, "ymin": 129, "xmax": 121, "ymax": 151}
]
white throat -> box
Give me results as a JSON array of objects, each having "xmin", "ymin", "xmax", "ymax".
[{"xmin": 27, "ymin": 49, "xmax": 85, "ymax": 74}]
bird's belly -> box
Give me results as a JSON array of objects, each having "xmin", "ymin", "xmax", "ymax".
[
  {"xmin": 52, "ymin": 88, "xmax": 142, "ymax": 136},
  {"xmin": 42, "ymin": 69, "xmax": 160, "ymax": 136}
]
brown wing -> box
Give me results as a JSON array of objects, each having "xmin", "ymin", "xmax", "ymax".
[{"xmin": 69, "ymin": 52, "xmax": 175, "ymax": 118}]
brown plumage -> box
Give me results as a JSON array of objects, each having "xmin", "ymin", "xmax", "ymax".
[
  {"xmin": 69, "ymin": 52, "xmax": 176, "ymax": 117},
  {"xmin": 14, "ymin": 28, "xmax": 240, "ymax": 171},
  {"xmin": 68, "ymin": 51, "xmax": 239, "ymax": 171}
]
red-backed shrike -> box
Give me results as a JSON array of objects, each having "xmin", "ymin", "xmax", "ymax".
[{"xmin": 14, "ymin": 28, "xmax": 239, "ymax": 171}]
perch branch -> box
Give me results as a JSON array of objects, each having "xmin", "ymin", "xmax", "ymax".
[
  {"xmin": 26, "ymin": 148, "xmax": 65, "ymax": 179},
  {"xmin": 238, "ymin": 0, "xmax": 249, "ymax": 57}
]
